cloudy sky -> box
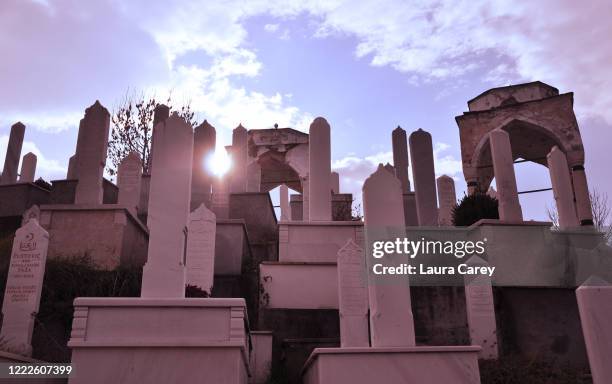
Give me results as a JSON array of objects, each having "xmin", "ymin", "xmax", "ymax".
[{"xmin": 1, "ymin": 0, "xmax": 611, "ymax": 220}]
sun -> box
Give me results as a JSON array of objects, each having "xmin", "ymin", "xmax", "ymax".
[{"xmin": 205, "ymin": 149, "xmax": 232, "ymax": 177}]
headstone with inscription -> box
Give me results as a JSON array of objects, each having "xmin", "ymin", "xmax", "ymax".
[
  {"xmin": 464, "ymin": 255, "xmax": 498, "ymax": 359},
  {"xmin": 186, "ymin": 204, "xmax": 217, "ymax": 294},
  {"xmin": 337, "ymin": 238, "xmax": 369, "ymax": 347},
  {"xmin": 117, "ymin": 152, "xmax": 143, "ymax": 215},
  {"xmin": 0, "ymin": 218, "xmax": 49, "ymax": 356}
]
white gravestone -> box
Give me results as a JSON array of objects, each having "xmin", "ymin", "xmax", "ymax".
[
  {"xmin": 576, "ymin": 276, "xmax": 612, "ymax": 384},
  {"xmin": 464, "ymin": 255, "xmax": 498, "ymax": 359},
  {"xmin": 141, "ymin": 114, "xmax": 193, "ymax": 298},
  {"xmin": 0, "ymin": 219, "xmax": 49, "ymax": 356},
  {"xmin": 337, "ymin": 239, "xmax": 369, "ymax": 347},
  {"xmin": 231, "ymin": 124, "xmax": 248, "ymax": 193},
  {"xmin": 363, "ymin": 164, "xmax": 415, "ymax": 347},
  {"xmin": 309, "ymin": 117, "xmax": 332, "ymax": 221},
  {"xmin": 280, "ymin": 184, "xmax": 289, "ymax": 220},
  {"xmin": 437, "ymin": 175, "xmax": 456, "ymax": 226},
  {"xmin": 74, "ymin": 101, "xmax": 110, "ymax": 205},
  {"xmin": 1, "ymin": 122, "xmax": 25, "ymax": 185},
  {"xmin": 489, "ymin": 129, "xmax": 522, "ymax": 221},
  {"xmin": 547, "ymin": 146, "xmax": 579, "ymax": 228},
  {"xmin": 186, "ymin": 204, "xmax": 217, "ymax": 295},
  {"xmin": 117, "ymin": 152, "xmax": 143, "ymax": 215},
  {"xmin": 409, "ymin": 129, "xmax": 438, "ymax": 226},
  {"xmin": 19, "ymin": 152, "xmax": 37, "ymax": 183}
]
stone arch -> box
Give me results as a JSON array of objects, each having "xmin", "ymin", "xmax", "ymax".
[
  {"xmin": 471, "ymin": 117, "xmax": 572, "ymax": 192},
  {"xmin": 245, "ymin": 128, "xmax": 309, "ymax": 193}
]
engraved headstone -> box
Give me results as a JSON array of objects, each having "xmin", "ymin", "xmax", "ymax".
[
  {"xmin": 0, "ymin": 219, "xmax": 49, "ymax": 356},
  {"xmin": 1, "ymin": 122, "xmax": 25, "ymax": 185},
  {"xmin": 186, "ymin": 204, "xmax": 216, "ymax": 294},
  {"xmin": 117, "ymin": 152, "xmax": 143, "ymax": 215},
  {"xmin": 464, "ymin": 255, "xmax": 498, "ymax": 359},
  {"xmin": 19, "ymin": 152, "xmax": 37, "ymax": 183},
  {"xmin": 337, "ymin": 239, "xmax": 369, "ymax": 347}
]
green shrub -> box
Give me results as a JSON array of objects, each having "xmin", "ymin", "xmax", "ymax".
[{"xmin": 452, "ymin": 193, "xmax": 499, "ymax": 226}]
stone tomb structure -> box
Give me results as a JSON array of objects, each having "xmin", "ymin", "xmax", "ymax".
[{"xmin": 455, "ymin": 81, "xmax": 592, "ymax": 226}]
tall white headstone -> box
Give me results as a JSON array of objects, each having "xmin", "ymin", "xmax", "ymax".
[
  {"xmin": 363, "ymin": 164, "xmax": 415, "ymax": 347},
  {"xmin": 19, "ymin": 152, "xmax": 37, "ymax": 183},
  {"xmin": 576, "ymin": 276, "xmax": 612, "ymax": 384},
  {"xmin": 489, "ymin": 129, "xmax": 522, "ymax": 221},
  {"xmin": 74, "ymin": 101, "xmax": 110, "ymax": 205},
  {"xmin": 191, "ymin": 120, "xmax": 216, "ymax": 210},
  {"xmin": 117, "ymin": 152, "xmax": 143, "ymax": 216},
  {"xmin": 337, "ymin": 239, "xmax": 369, "ymax": 347},
  {"xmin": 230, "ymin": 124, "xmax": 248, "ymax": 193},
  {"xmin": 1, "ymin": 122, "xmax": 25, "ymax": 185},
  {"xmin": 186, "ymin": 204, "xmax": 216, "ymax": 295},
  {"xmin": 0, "ymin": 219, "xmax": 49, "ymax": 356},
  {"xmin": 464, "ymin": 255, "xmax": 498, "ymax": 360},
  {"xmin": 67, "ymin": 154, "xmax": 77, "ymax": 179},
  {"xmin": 392, "ymin": 126, "xmax": 411, "ymax": 192},
  {"xmin": 547, "ymin": 146, "xmax": 579, "ymax": 228},
  {"xmin": 141, "ymin": 114, "xmax": 194, "ymax": 298},
  {"xmin": 308, "ymin": 117, "xmax": 332, "ymax": 221},
  {"xmin": 212, "ymin": 175, "xmax": 230, "ymax": 219},
  {"xmin": 331, "ymin": 171, "xmax": 340, "ymax": 194},
  {"xmin": 409, "ymin": 129, "xmax": 438, "ymax": 226},
  {"xmin": 437, "ymin": 175, "xmax": 456, "ymax": 226}
]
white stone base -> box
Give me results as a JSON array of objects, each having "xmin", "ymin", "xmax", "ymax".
[
  {"xmin": 68, "ymin": 298, "xmax": 249, "ymax": 384},
  {"xmin": 302, "ymin": 346, "xmax": 481, "ymax": 384}
]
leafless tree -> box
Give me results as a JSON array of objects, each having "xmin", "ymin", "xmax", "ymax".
[
  {"xmin": 547, "ymin": 188, "xmax": 612, "ymax": 242},
  {"xmin": 106, "ymin": 91, "xmax": 197, "ymax": 177}
]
